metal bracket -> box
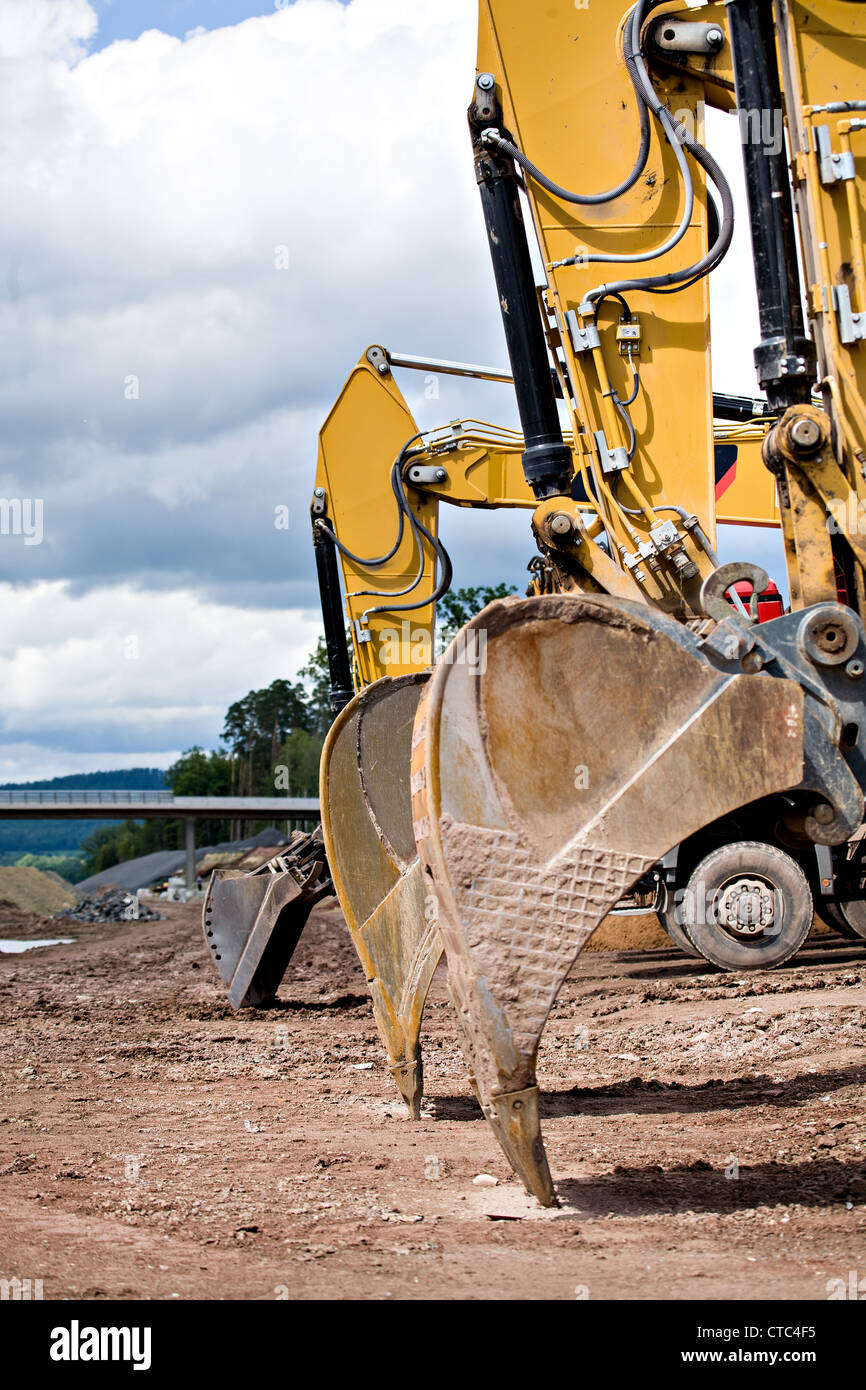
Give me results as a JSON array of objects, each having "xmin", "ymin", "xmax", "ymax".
[
  {"xmin": 311, "ymin": 487, "xmax": 326, "ymax": 517},
  {"xmin": 593, "ymin": 429, "xmax": 628, "ymax": 474},
  {"xmin": 649, "ymin": 519, "xmax": 680, "ymax": 552},
  {"xmin": 815, "ymin": 124, "xmax": 856, "ymax": 184},
  {"xmin": 366, "ymin": 345, "xmax": 391, "ymax": 376},
  {"xmin": 650, "ymin": 19, "xmax": 726, "ymax": 55},
  {"xmin": 566, "ymin": 310, "xmax": 601, "ymax": 355},
  {"xmin": 616, "ymin": 320, "xmax": 641, "ymax": 356},
  {"xmin": 352, "ymin": 620, "xmax": 372, "ymax": 645},
  {"xmin": 814, "ymin": 842, "xmax": 835, "ymax": 897},
  {"xmin": 406, "ymin": 464, "xmax": 448, "ymax": 486},
  {"xmin": 832, "ymin": 283, "xmax": 866, "ymax": 344}
]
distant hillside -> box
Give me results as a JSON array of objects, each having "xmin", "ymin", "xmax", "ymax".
[
  {"xmin": 0, "ymin": 768, "xmax": 167, "ymax": 792},
  {"xmin": 0, "ymin": 768, "xmax": 169, "ymax": 854}
]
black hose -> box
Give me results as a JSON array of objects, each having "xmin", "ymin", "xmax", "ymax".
[
  {"xmin": 587, "ymin": 20, "xmax": 735, "ymax": 299},
  {"xmin": 316, "ymin": 432, "xmax": 454, "ymax": 618},
  {"xmin": 612, "ymin": 394, "xmax": 637, "ymax": 460},
  {"xmin": 485, "ymin": 1, "xmax": 653, "ymax": 206},
  {"xmin": 315, "ymin": 436, "xmax": 424, "ymax": 568}
]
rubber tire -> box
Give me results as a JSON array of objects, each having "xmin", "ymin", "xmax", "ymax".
[
  {"xmin": 657, "ymin": 906, "xmax": 702, "ymax": 958},
  {"xmin": 682, "ymin": 841, "xmax": 813, "ymax": 971},
  {"xmin": 819, "ymin": 900, "xmax": 863, "ymax": 941},
  {"xmin": 838, "ymin": 898, "xmax": 866, "ymax": 941}
]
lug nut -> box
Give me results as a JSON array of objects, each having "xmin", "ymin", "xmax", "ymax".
[{"xmin": 789, "ymin": 416, "xmax": 822, "ymax": 452}]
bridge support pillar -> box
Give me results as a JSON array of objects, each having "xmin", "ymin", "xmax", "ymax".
[{"xmin": 184, "ymin": 817, "xmax": 196, "ymax": 891}]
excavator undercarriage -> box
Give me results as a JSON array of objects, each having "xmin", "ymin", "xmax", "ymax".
[{"xmin": 206, "ymin": 0, "xmax": 866, "ymax": 1202}]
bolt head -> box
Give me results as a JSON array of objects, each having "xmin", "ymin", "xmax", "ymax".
[
  {"xmin": 707, "ymin": 26, "xmax": 724, "ymax": 46},
  {"xmin": 477, "ymin": 72, "xmax": 495, "ymax": 91},
  {"xmin": 812, "ymin": 802, "xmax": 835, "ymax": 826},
  {"xmin": 789, "ymin": 415, "xmax": 821, "ymax": 451},
  {"xmin": 846, "ymin": 658, "xmax": 864, "ymax": 679}
]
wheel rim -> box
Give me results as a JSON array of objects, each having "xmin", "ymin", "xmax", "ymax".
[{"xmin": 711, "ymin": 873, "xmax": 779, "ymax": 942}]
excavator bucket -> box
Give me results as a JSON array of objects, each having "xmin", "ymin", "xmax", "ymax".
[
  {"xmin": 320, "ymin": 672, "xmax": 442, "ymax": 1117},
  {"xmin": 203, "ymin": 829, "xmax": 332, "ymax": 1008},
  {"xmin": 412, "ymin": 595, "xmax": 808, "ymax": 1205}
]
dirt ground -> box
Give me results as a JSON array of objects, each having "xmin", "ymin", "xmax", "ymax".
[{"xmin": 0, "ymin": 897, "xmax": 864, "ymax": 1301}]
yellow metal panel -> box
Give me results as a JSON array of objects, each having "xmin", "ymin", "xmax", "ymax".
[
  {"xmin": 314, "ymin": 356, "xmax": 438, "ymax": 686},
  {"xmin": 714, "ymin": 431, "xmax": 781, "ymax": 527},
  {"xmin": 477, "ymin": 0, "xmax": 716, "ymax": 550}
]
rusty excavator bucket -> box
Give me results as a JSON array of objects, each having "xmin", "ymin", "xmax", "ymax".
[
  {"xmin": 320, "ymin": 672, "xmax": 442, "ymax": 1117},
  {"xmin": 203, "ymin": 829, "xmax": 333, "ymax": 1008},
  {"xmin": 411, "ymin": 595, "xmax": 811, "ymax": 1205}
]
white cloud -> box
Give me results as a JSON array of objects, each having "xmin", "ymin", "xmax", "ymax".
[
  {"xmin": 0, "ymin": 0, "xmax": 96, "ymax": 61},
  {"xmin": 0, "ymin": 579, "xmax": 322, "ymax": 761}
]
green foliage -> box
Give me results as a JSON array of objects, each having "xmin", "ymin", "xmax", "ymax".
[
  {"xmin": 222, "ymin": 679, "xmax": 312, "ymax": 794},
  {"xmin": 166, "ymin": 747, "xmax": 232, "ymax": 796},
  {"xmin": 437, "ymin": 583, "xmax": 517, "ymax": 639},
  {"xmin": 275, "ymin": 727, "xmax": 323, "ymax": 798},
  {"xmin": 297, "ymin": 636, "xmax": 336, "ymax": 740},
  {"xmin": 14, "ymin": 852, "xmax": 85, "ymax": 882}
]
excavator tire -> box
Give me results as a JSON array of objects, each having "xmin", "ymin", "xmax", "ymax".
[
  {"xmin": 681, "ymin": 841, "xmax": 813, "ymax": 971},
  {"xmin": 837, "ymin": 898, "xmax": 866, "ymax": 941},
  {"xmin": 657, "ymin": 905, "xmax": 702, "ymax": 958}
]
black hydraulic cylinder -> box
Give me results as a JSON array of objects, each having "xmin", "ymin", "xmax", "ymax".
[
  {"xmin": 312, "ymin": 519, "xmax": 354, "ymax": 716},
  {"xmin": 470, "ymin": 82, "xmax": 573, "ymax": 499},
  {"xmin": 727, "ymin": 0, "xmax": 816, "ymax": 410}
]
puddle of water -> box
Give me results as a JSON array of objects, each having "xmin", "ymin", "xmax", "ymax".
[{"xmin": 0, "ymin": 938, "xmax": 75, "ymax": 954}]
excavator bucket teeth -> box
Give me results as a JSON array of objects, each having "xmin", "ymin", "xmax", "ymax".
[
  {"xmin": 412, "ymin": 595, "xmax": 807, "ymax": 1204},
  {"xmin": 203, "ymin": 829, "xmax": 332, "ymax": 1009},
  {"xmin": 321, "ymin": 672, "xmax": 441, "ymax": 1117}
]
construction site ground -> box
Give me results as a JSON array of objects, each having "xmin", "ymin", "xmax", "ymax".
[{"xmin": 1, "ymin": 897, "xmax": 864, "ymax": 1301}]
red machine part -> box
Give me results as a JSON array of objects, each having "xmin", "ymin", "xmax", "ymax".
[{"xmin": 730, "ymin": 578, "xmax": 784, "ymax": 623}]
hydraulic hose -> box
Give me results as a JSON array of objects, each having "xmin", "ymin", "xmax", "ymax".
[{"xmin": 482, "ymin": 1, "xmax": 653, "ymax": 206}]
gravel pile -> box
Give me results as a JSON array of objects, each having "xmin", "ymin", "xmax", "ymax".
[
  {"xmin": 0, "ymin": 866, "xmax": 77, "ymax": 915},
  {"xmin": 55, "ymin": 887, "xmax": 162, "ymax": 923}
]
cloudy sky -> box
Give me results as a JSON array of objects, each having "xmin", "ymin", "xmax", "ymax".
[{"xmin": 0, "ymin": 0, "xmax": 783, "ymax": 781}]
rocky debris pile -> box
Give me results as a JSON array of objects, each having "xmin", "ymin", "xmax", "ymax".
[{"xmin": 55, "ymin": 887, "xmax": 162, "ymax": 924}]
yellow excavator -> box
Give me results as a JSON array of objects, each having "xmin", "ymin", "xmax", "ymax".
[{"xmin": 206, "ymin": 0, "xmax": 866, "ymax": 1204}]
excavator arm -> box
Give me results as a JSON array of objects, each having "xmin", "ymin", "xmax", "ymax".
[
  {"xmin": 207, "ymin": 0, "xmax": 866, "ymax": 1205},
  {"xmin": 311, "ymin": 343, "xmax": 781, "ymax": 690}
]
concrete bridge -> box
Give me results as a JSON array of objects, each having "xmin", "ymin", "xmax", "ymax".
[{"xmin": 0, "ymin": 791, "xmax": 321, "ymax": 889}]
